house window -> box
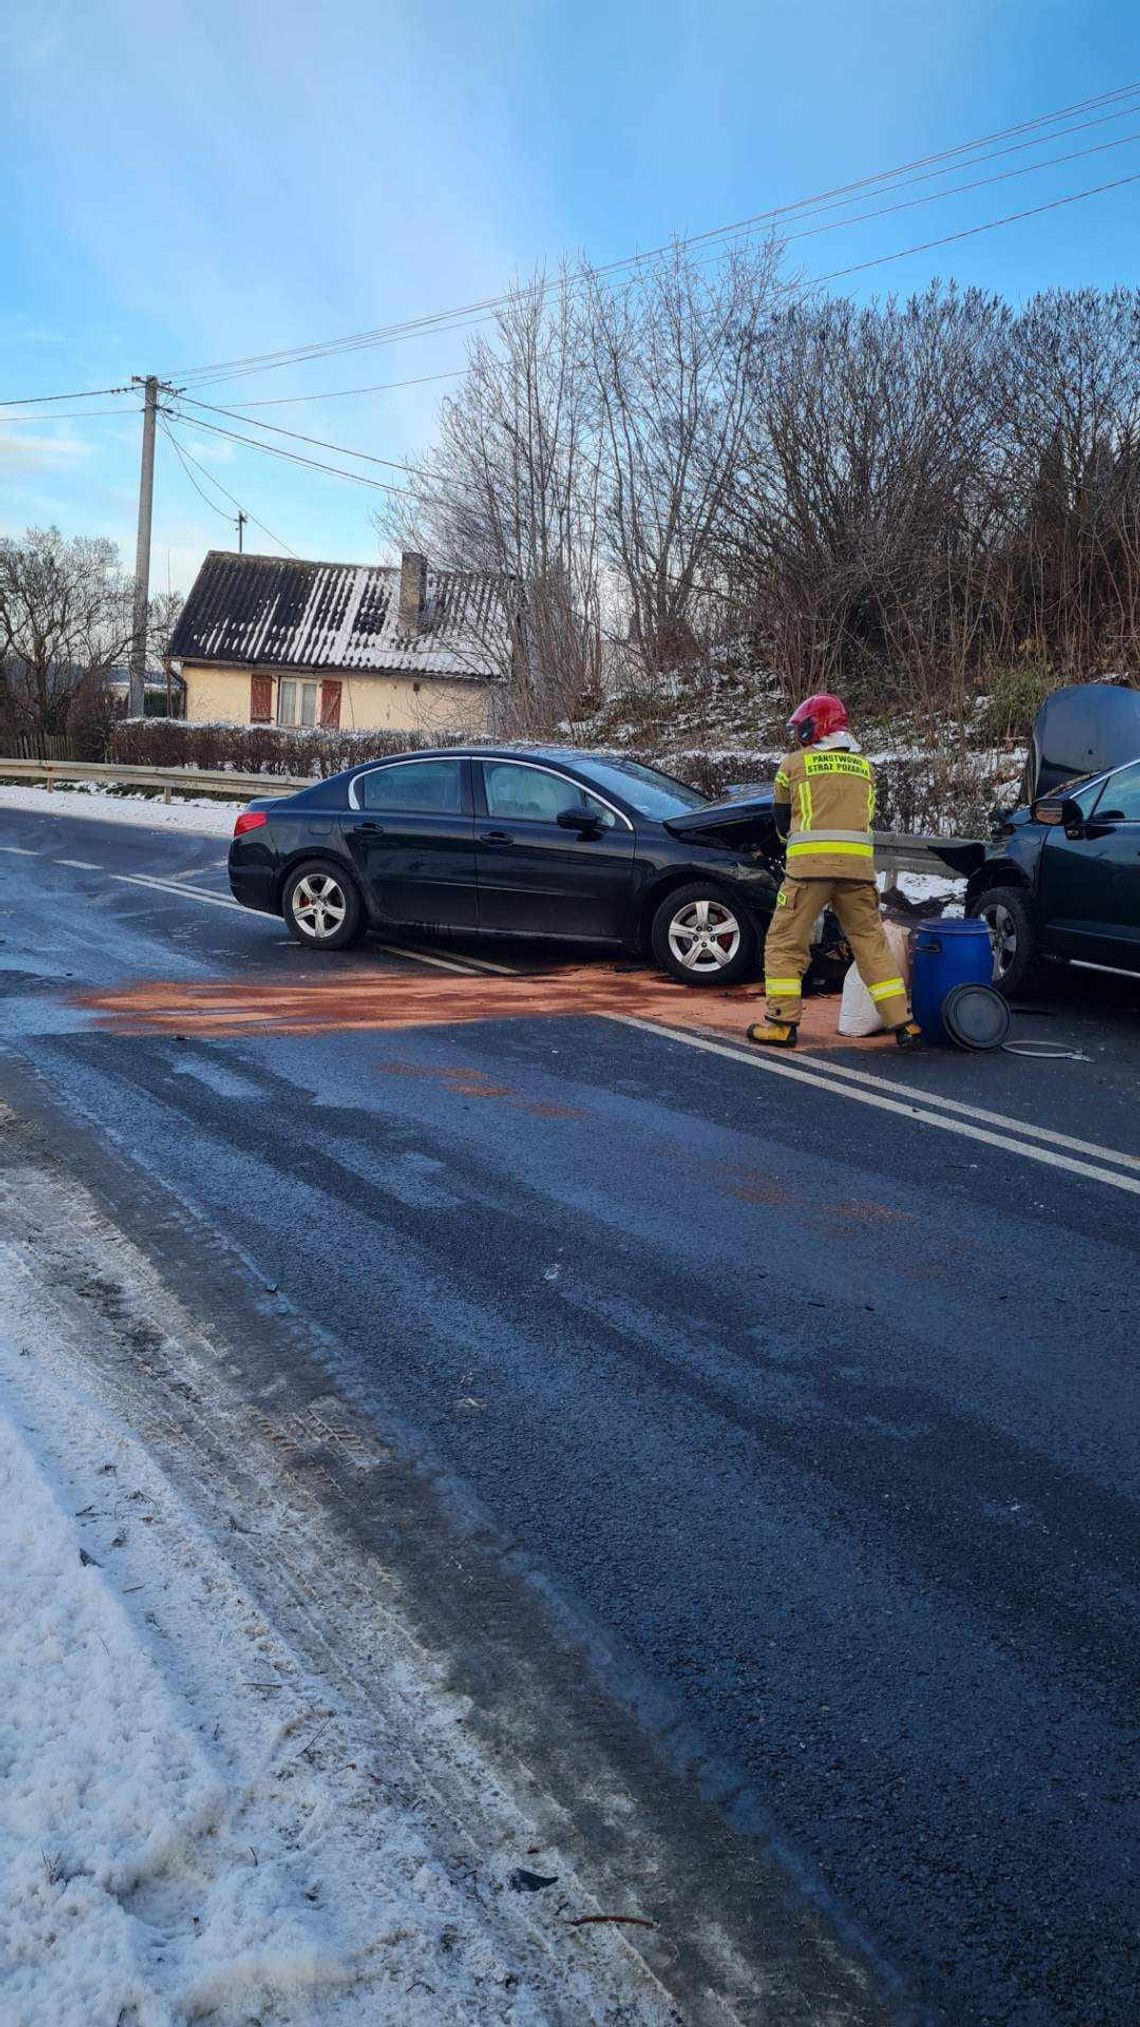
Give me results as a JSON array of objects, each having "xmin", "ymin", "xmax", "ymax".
[{"xmin": 278, "ymin": 679, "xmax": 319, "ymax": 728}]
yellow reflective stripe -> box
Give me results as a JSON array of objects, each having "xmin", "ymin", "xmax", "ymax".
[
  {"xmin": 797, "ymin": 779, "xmax": 812, "ymax": 830},
  {"xmin": 774, "ymin": 767, "xmax": 790, "ymax": 792},
  {"xmin": 869, "ymin": 977, "xmax": 905, "ymax": 1001},
  {"xmin": 765, "ymin": 977, "xmax": 802, "ymax": 994},
  {"xmin": 786, "ymin": 839, "xmax": 874, "ymax": 857}
]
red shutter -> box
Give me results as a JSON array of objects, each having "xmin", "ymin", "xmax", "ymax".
[
  {"xmin": 250, "ymin": 673, "xmax": 273, "ymax": 723},
  {"xmin": 319, "ymin": 678, "xmax": 342, "ymax": 728}
]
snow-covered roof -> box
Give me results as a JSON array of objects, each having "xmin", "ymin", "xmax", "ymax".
[{"xmin": 170, "ymin": 551, "xmax": 520, "ymax": 683}]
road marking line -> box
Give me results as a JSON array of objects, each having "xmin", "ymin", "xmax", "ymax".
[
  {"xmin": 112, "ymin": 873, "xmax": 247, "ymax": 913},
  {"xmin": 782, "ymin": 1050, "xmax": 1140, "ymax": 1174},
  {"xmin": 0, "ymin": 845, "xmax": 37, "ymax": 855},
  {"xmin": 376, "ymin": 942, "xmax": 492, "ymax": 977},
  {"xmin": 605, "ymin": 1013, "xmax": 1140, "ymax": 1199},
  {"xmin": 57, "ymin": 858, "xmax": 102, "ymax": 870}
]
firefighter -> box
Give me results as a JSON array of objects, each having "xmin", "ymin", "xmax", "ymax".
[{"xmin": 747, "ymin": 692, "xmax": 923, "ymax": 1050}]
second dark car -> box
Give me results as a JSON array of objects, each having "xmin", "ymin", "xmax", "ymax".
[{"xmin": 228, "ymin": 745, "xmax": 799, "ymax": 986}]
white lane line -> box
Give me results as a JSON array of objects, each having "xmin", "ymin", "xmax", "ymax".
[
  {"xmin": 780, "ymin": 1049, "xmax": 1140, "ymax": 1174},
  {"xmin": 376, "ymin": 942, "xmax": 491, "ymax": 977},
  {"xmin": 0, "ymin": 845, "xmax": 38, "ymax": 855},
  {"xmin": 112, "ymin": 873, "xmax": 247, "ymax": 913},
  {"xmin": 57, "ymin": 858, "xmax": 102, "ymax": 870},
  {"xmin": 605, "ymin": 1013, "xmax": 1140, "ymax": 1200}
]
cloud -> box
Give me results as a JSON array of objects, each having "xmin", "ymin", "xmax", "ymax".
[{"xmin": 0, "ymin": 429, "xmax": 92, "ymax": 474}]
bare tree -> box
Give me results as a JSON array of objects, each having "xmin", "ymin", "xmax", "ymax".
[
  {"xmin": 0, "ymin": 527, "xmax": 133, "ymax": 737},
  {"xmin": 379, "ymin": 265, "xmax": 603, "ymax": 732},
  {"xmin": 586, "ymin": 239, "xmax": 784, "ymax": 678}
]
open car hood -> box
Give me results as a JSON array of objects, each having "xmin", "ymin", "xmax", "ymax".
[
  {"xmin": 1025, "ymin": 681, "xmax": 1140, "ymax": 800},
  {"xmin": 663, "ymin": 787, "xmax": 780, "ymax": 850}
]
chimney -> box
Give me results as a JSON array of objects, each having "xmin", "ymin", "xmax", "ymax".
[{"xmin": 398, "ymin": 550, "xmax": 427, "ymax": 633}]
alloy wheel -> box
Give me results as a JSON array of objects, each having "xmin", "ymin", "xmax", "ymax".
[
  {"xmin": 292, "ymin": 871, "xmax": 348, "ymax": 940},
  {"xmin": 981, "ymin": 899, "xmax": 1018, "ymax": 981},
  {"xmin": 667, "ymin": 897, "xmax": 742, "ymax": 974}
]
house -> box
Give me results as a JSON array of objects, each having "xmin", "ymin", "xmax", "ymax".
[{"xmin": 170, "ymin": 549, "xmax": 523, "ymax": 737}]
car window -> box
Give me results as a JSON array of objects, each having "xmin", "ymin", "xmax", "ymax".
[
  {"xmin": 482, "ymin": 761, "xmax": 617, "ymax": 827},
  {"xmin": 571, "ymin": 757, "xmax": 708, "ymax": 818},
  {"xmin": 1092, "ymin": 761, "xmax": 1140, "ymax": 821},
  {"xmin": 358, "ymin": 759, "xmax": 464, "ymax": 813}
]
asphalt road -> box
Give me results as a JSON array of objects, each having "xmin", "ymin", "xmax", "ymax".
[{"xmin": 3, "ymin": 799, "xmax": 1140, "ymax": 2026}]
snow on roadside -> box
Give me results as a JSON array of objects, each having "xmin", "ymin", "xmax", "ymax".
[
  {"xmin": 0, "ymin": 783, "xmax": 244, "ymax": 838},
  {"xmin": 0, "ymin": 1253, "xmax": 665, "ymax": 2027}
]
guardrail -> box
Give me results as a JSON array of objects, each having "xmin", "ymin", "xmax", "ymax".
[
  {"xmin": 0, "ymin": 755, "xmax": 311, "ymax": 802},
  {"xmin": 0, "ymin": 753, "xmax": 975, "ymax": 871}
]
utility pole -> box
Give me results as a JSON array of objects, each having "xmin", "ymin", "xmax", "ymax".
[
  {"xmin": 236, "ymin": 510, "xmax": 247, "ymax": 554},
  {"xmin": 128, "ymin": 375, "xmax": 179, "ymax": 717},
  {"xmin": 129, "ymin": 375, "xmax": 160, "ymax": 719}
]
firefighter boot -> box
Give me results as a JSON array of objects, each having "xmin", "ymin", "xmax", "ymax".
[
  {"xmin": 894, "ymin": 1020, "xmax": 923, "ymax": 1051},
  {"xmin": 747, "ymin": 1020, "xmax": 798, "ymax": 1049}
]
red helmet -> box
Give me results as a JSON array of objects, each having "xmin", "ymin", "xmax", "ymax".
[{"xmin": 787, "ymin": 692, "xmax": 848, "ymax": 748}]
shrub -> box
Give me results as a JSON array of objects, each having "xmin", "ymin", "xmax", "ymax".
[{"xmin": 107, "ymin": 719, "xmax": 467, "ymax": 778}]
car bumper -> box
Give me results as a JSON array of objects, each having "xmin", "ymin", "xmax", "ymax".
[{"xmin": 228, "ymin": 851, "xmax": 279, "ymax": 916}]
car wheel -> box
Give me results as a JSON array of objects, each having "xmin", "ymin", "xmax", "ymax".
[
  {"xmin": 975, "ymin": 885, "xmax": 1040, "ymax": 997},
  {"xmin": 283, "ymin": 861, "xmax": 365, "ymax": 950},
  {"xmin": 650, "ymin": 884, "xmax": 758, "ymax": 987}
]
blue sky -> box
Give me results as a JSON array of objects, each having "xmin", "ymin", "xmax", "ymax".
[{"xmin": 2, "ymin": 0, "xmax": 1139, "ymax": 592}]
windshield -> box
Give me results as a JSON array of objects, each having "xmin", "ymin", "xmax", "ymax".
[{"xmin": 572, "ymin": 756, "xmax": 709, "ymax": 819}]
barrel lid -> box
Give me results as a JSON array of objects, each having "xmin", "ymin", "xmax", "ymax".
[
  {"xmin": 941, "ymin": 981, "xmax": 1012, "ymax": 1051},
  {"xmin": 914, "ymin": 916, "xmax": 990, "ymax": 937}
]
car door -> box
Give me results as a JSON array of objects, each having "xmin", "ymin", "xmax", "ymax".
[
  {"xmin": 1037, "ymin": 761, "xmax": 1140, "ymax": 970},
  {"xmin": 473, "ymin": 759, "xmax": 635, "ymax": 938},
  {"xmin": 342, "ymin": 756, "xmax": 478, "ymax": 929}
]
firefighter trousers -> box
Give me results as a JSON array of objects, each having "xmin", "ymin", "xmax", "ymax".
[{"xmin": 763, "ymin": 876, "xmax": 909, "ymax": 1028}]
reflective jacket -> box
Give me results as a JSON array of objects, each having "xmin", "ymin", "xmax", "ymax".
[{"xmin": 773, "ymin": 738, "xmax": 877, "ymax": 882}]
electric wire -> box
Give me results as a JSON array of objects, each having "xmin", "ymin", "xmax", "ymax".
[
  {"xmin": 0, "ymin": 406, "xmax": 142, "ymax": 422},
  {"xmin": 164, "ymin": 167, "xmax": 1140, "ymax": 516},
  {"xmin": 0, "ymin": 383, "xmax": 134, "ymax": 408},
  {"xmin": 163, "ymin": 79, "xmax": 1140, "ymax": 387},
  {"xmin": 160, "ymin": 417, "xmax": 299, "ymax": 555}
]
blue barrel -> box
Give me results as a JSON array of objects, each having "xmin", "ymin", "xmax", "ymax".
[{"xmin": 911, "ymin": 918, "xmax": 993, "ymax": 1044}]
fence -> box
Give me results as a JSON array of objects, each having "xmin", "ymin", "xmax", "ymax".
[{"xmin": 0, "ymin": 730, "xmax": 78, "ymax": 762}]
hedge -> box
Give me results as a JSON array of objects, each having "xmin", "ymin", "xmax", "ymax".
[
  {"xmin": 107, "ymin": 716, "xmax": 1021, "ymax": 834},
  {"xmin": 108, "ymin": 719, "xmax": 465, "ymax": 778}
]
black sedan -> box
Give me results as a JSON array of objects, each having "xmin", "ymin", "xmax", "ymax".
[
  {"xmin": 228, "ymin": 745, "xmax": 796, "ymax": 986},
  {"xmin": 967, "ymin": 755, "xmax": 1140, "ymax": 994}
]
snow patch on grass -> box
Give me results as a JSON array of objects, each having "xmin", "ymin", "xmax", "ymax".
[{"xmin": 0, "ymin": 783, "xmax": 243, "ymax": 837}]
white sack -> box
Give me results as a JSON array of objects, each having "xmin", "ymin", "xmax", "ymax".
[{"xmin": 837, "ymin": 918, "xmax": 911, "ymax": 1036}]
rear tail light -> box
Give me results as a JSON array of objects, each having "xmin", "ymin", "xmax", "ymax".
[{"xmin": 234, "ymin": 809, "xmax": 268, "ymax": 837}]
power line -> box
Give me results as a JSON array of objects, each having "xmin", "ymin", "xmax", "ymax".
[
  {"xmin": 226, "ymin": 369, "xmax": 464, "ymax": 410},
  {"xmin": 161, "ymin": 167, "xmax": 1140, "ymax": 527},
  {"xmin": 812, "ymin": 167, "xmax": 1140, "ymax": 286},
  {"xmin": 162, "ymin": 408, "xmax": 407, "ymax": 497},
  {"xmin": 0, "ymin": 383, "xmax": 134, "ymax": 408},
  {"xmin": 182, "ymin": 117, "xmax": 1140, "ymax": 426},
  {"xmin": 160, "ymin": 417, "xmax": 299, "ymax": 555},
  {"xmin": 176, "ymin": 394, "xmax": 423, "ymax": 473},
  {"xmin": 162, "ymin": 79, "xmax": 1140, "ymax": 387},
  {"xmin": 0, "ymin": 406, "xmax": 142, "ymax": 422},
  {"xmin": 780, "ymin": 124, "xmax": 1140, "ymax": 251}
]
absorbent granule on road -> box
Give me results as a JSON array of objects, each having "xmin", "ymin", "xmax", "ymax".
[{"xmin": 77, "ymin": 963, "xmax": 887, "ymax": 1050}]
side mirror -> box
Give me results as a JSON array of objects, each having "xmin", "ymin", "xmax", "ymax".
[
  {"xmin": 557, "ymin": 805, "xmax": 602, "ymax": 833},
  {"xmin": 1032, "ymin": 795, "xmax": 1082, "ymax": 829}
]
